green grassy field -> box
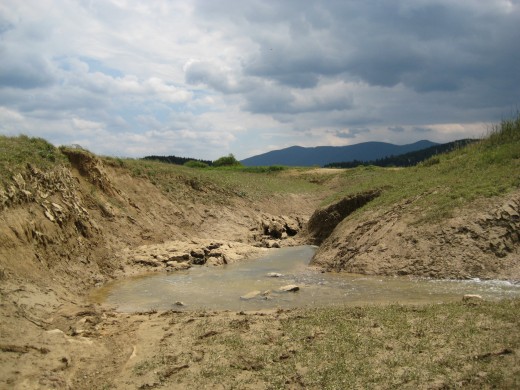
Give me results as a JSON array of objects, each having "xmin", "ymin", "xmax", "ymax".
[
  {"xmin": 2, "ymin": 113, "xmax": 519, "ymax": 218},
  {"xmin": 147, "ymin": 300, "xmax": 520, "ymax": 389}
]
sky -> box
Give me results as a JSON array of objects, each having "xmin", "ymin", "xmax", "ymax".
[{"xmin": 0, "ymin": 1, "xmax": 519, "ymax": 160}]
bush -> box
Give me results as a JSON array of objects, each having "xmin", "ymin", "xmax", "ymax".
[{"xmin": 213, "ymin": 154, "xmax": 242, "ymax": 168}]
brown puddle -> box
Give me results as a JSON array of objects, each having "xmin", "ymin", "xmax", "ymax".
[{"xmin": 92, "ymin": 246, "xmax": 520, "ymax": 312}]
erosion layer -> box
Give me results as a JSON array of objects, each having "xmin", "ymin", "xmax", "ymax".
[
  {"xmin": 310, "ymin": 190, "xmax": 520, "ymax": 280},
  {"xmin": 1, "ymin": 128, "xmax": 519, "ymax": 388}
]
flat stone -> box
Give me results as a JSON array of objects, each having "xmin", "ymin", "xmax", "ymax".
[
  {"xmin": 240, "ymin": 291, "xmax": 262, "ymax": 300},
  {"xmin": 266, "ymin": 272, "xmax": 283, "ymax": 278},
  {"xmin": 278, "ymin": 284, "xmax": 300, "ymax": 293}
]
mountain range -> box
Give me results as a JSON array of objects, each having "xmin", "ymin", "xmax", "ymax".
[{"xmin": 240, "ymin": 140, "xmax": 439, "ymax": 167}]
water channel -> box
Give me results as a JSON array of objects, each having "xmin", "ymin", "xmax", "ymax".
[{"xmin": 92, "ymin": 246, "xmax": 520, "ymax": 312}]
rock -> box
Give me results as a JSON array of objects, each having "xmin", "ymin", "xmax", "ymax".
[
  {"xmin": 134, "ymin": 258, "xmax": 161, "ymax": 267},
  {"xmin": 207, "ymin": 249, "xmax": 222, "ymax": 257},
  {"xmin": 190, "ymin": 249, "xmax": 205, "ymax": 259},
  {"xmin": 168, "ymin": 253, "xmax": 190, "ymax": 262},
  {"xmin": 268, "ymin": 221, "xmax": 284, "ymax": 239},
  {"xmin": 155, "ymin": 255, "xmax": 168, "ymax": 262},
  {"xmin": 283, "ymin": 216, "xmax": 301, "ymax": 236},
  {"xmin": 278, "ymin": 285, "xmax": 300, "ymax": 293},
  {"xmin": 191, "ymin": 256, "xmax": 206, "ymax": 265},
  {"xmin": 174, "ymin": 301, "xmax": 185, "ymax": 307},
  {"xmin": 44, "ymin": 209, "xmax": 55, "ymax": 222},
  {"xmin": 266, "ymin": 272, "xmax": 282, "ymax": 278},
  {"xmin": 206, "ymin": 257, "xmax": 225, "ymax": 266},
  {"xmin": 167, "ymin": 261, "xmax": 191, "ymax": 271},
  {"xmin": 462, "ymin": 294, "xmax": 483, "ymax": 303},
  {"xmin": 266, "ymin": 240, "xmax": 280, "ymax": 248},
  {"xmin": 240, "ymin": 291, "xmax": 262, "ymax": 300}
]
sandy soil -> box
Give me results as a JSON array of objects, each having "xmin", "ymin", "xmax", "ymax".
[{"xmin": 1, "ymin": 153, "xmax": 518, "ymax": 389}]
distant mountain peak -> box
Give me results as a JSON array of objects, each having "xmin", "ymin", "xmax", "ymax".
[{"xmin": 240, "ymin": 140, "xmax": 438, "ymax": 167}]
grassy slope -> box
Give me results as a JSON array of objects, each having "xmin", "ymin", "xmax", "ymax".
[
  {"xmin": 4, "ymin": 113, "xmax": 517, "ymax": 219},
  {"xmin": 112, "ymin": 158, "xmax": 321, "ymax": 204},
  {"xmin": 321, "ymin": 115, "xmax": 520, "ymax": 223},
  {"xmin": 0, "ymin": 135, "xmax": 68, "ymax": 185}
]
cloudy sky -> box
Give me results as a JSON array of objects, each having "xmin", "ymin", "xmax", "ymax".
[{"xmin": 1, "ymin": 1, "xmax": 519, "ymax": 160}]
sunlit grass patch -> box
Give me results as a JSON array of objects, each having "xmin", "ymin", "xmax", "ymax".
[
  {"xmin": 0, "ymin": 135, "xmax": 67, "ymax": 184},
  {"xmin": 322, "ymin": 113, "xmax": 520, "ymax": 223}
]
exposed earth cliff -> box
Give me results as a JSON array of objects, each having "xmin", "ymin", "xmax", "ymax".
[
  {"xmin": 308, "ymin": 189, "xmax": 520, "ymax": 280},
  {"xmin": 1, "ymin": 124, "xmax": 519, "ymax": 388}
]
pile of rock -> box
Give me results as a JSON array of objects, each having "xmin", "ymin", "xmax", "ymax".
[
  {"xmin": 252, "ymin": 214, "xmax": 305, "ymax": 248},
  {"xmin": 124, "ymin": 240, "xmax": 267, "ymax": 273}
]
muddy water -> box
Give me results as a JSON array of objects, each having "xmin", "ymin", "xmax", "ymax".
[{"xmin": 92, "ymin": 246, "xmax": 520, "ymax": 312}]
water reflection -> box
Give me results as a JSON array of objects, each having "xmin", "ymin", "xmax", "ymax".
[{"xmin": 92, "ymin": 246, "xmax": 520, "ymax": 312}]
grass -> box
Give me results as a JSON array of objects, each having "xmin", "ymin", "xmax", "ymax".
[
  {"xmin": 2, "ymin": 113, "xmax": 518, "ymax": 220},
  {"xmin": 276, "ymin": 301, "xmax": 520, "ymax": 389},
  {"xmin": 0, "ymin": 135, "xmax": 68, "ymax": 185},
  {"xmin": 117, "ymin": 158, "xmax": 320, "ymax": 203},
  {"xmin": 147, "ymin": 300, "xmax": 520, "ymax": 389},
  {"xmin": 322, "ymin": 113, "xmax": 520, "ymax": 223}
]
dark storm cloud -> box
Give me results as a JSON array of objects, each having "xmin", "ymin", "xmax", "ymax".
[
  {"xmin": 2, "ymin": 1, "xmax": 520, "ymax": 159},
  {"xmin": 194, "ymin": 0, "xmax": 520, "ymax": 98}
]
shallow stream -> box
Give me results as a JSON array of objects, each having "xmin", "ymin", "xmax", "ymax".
[{"xmin": 92, "ymin": 246, "xmax": 520, "ymax": 312}]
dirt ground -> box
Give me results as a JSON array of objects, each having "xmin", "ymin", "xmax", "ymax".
[
  {"xmin": 0, "ymin": 153, "xmax": 319, "ymax": 389},
  {"xmin": 1, "ymin": 152, "xmax": 519, "ymax": 389}
]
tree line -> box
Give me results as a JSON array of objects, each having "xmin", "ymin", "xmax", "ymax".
[{"xmin": 324, "ymin": 139, "xmax": 477, "ymax": 168}]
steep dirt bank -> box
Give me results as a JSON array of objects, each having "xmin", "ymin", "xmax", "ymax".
[
  {"xmin": 0, "ymin": 149, "xmax": 315, "ymax": 289},
  {"xmin": 310, "ymin": 189, "xmax": 520, "ymax": 280},
  {"xmin": 1, "ymin": 144, "xmax": 519, "ymax": 388},
  {"xmin": 0, "ymin": 151, "xmax": 318, "ymax": 389}
]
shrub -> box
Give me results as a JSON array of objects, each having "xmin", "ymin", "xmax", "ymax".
[{"xmin": 213, "ymin": 154, "xmax": 242, "ymax": 168}]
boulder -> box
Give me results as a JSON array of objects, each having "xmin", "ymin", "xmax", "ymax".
[
  {"xmin": 168, "ymin": 253, "xmax": 190, "ymax": 262},
  {"xmin": 266, "ymin": 240, "xmax": 281, "ymax": 248},
  {"xmin": 191, "ymin": 256, "xmax": 206, "ymax": 265},
  {"xmin": 268, "ymin": 221, "xmax": 284, "ymax": 239}
]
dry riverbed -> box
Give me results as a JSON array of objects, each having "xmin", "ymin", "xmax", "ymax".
[{"xmin": 2, "ymin": 283, "xmax": 519, "ymax": 389}]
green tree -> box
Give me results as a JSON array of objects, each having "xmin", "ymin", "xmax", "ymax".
[{"xmin": 213, "ymin": 153, "xmax": 242, "ymax": 167}]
